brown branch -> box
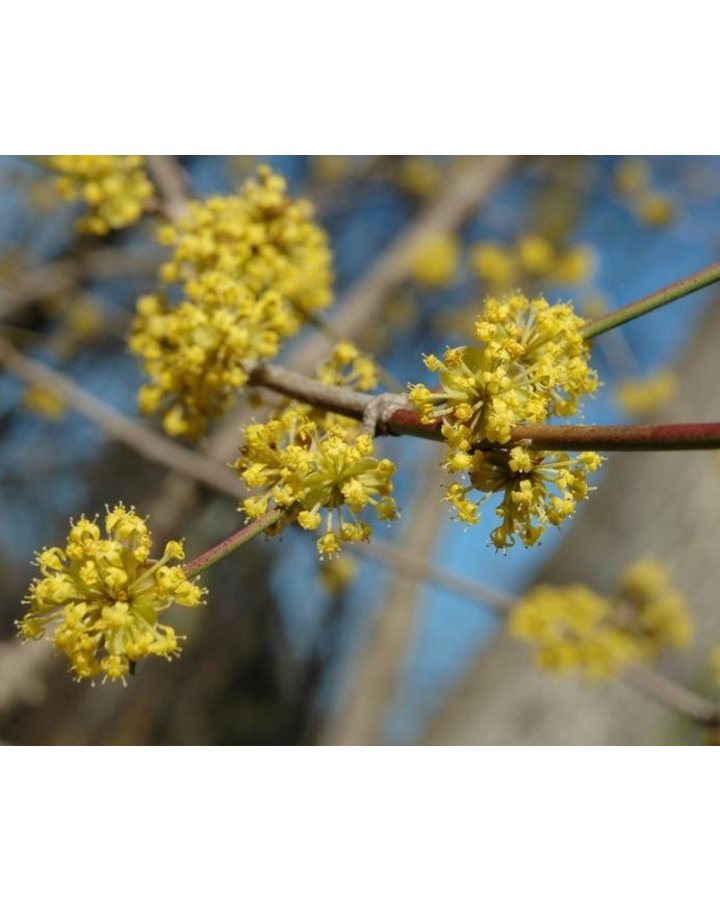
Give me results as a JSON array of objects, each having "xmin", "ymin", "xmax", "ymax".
[
  {"xmin": 0, "ymin": 336, "xmax": 240, "ymax": 498},
  {"xmin": 250, "ymin": 362, "xmax": 720, "ymax": 452}
]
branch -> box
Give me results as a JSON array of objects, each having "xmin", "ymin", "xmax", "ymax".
[
  {"xmin": 0, "ymin": 337, "xmax": 241, "ymax": 497},
  {"xmin": 250, "ymin": 363, "xmax": 720, "ymax": 451},
  {"xmin": 356, "ymin": 539, "xmax": 720, "ymax": 729},
  {"xmin": 183, "ymin": 508, "xmax": 284, "ymax": 578},
  {"xmin": 583, "ymin": 259, "xmax": 720, "ymax": 339}
]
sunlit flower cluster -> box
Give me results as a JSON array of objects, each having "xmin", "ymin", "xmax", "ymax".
[
  {"xmin": 616, "ymin": 371, "xmax": 677, "ymax": 416},
  {"xmin": 409, "ymin": 293, "xmax": 598, "ymax": 445},
  {"xmin": 156, "ymin": 164, "xmax": 333, "ymax": 316},
  {"xmin": 17, "ymin": 504, "xmax": 205, "ymax": 683},
  {"xmin": 130, "ymin": 165, "xmax": 334, "ymax": 438},
  {"xmin": 235, "ymin": 406, "xmax": 398, "ymax": 557},
  {"xmin": 397, "ymin": 158, "xmax": 443, "ymax": 198},
  {"xmin": 445, "ymin": 446, "xmax": 603, "ymax": 549},
  {"xmin": 48, "ymin": 155, "xmax": 154, "ymax": 235},
  {"xmin": 510, "ymin": 559, "xmax": 692, "ymax": 678},
  {"xmin": 130, "ymin": 282, "xmax": 295, "ymax": 439},
  {"xmin": 471, "ymin": 234, "xmax": 595, "ymax": 290},
  {"xmin": 409, "ymin": 233, "xmax": 460, "ymax": 287}
]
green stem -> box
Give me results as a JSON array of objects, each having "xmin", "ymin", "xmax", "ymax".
[
  {"xmin": 183, "ymin": 508, "xmax": 284, "ymax": 578},
  {"xmin": 583, "ymin": 260, "xmax": 720, "ymax": 339}
]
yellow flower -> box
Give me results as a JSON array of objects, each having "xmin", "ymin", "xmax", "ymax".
[
  {"xmin": 635, "ymin": 192, "xmax": 675, "ymax": 228},
  {"xmin": 130, "ymin": 279, "xmax": 295, "ymax": 439},
  {"xmin": 510, "ymin": 584, "xmax": 639, "ymax": 679},
  {"xmin": 131, "ymin": 165, "xmax": 334, "ymax": 438},
  {"xmin": 157, "ymin": 164, "xmax": 333, "ymax": 317},
  {"xmin": 409, "ymin": 233, "xmax": 460, "ymax": 288},
  {"xmin": 614, "ymin": 159, "xmax": 649, "ymax": 197},
  {"xmin": 516, "ymin": 234, "xmax": 556, "ymax": 279},
  {"xmin": 470, "ymin": 242, "xmax": 517, "ymax": 289},
  {"xmin": 23, "ymin": 385, "xmax": 66, "ymax": 420},
  {"xmin": 446, "ymin": 446, "xmax": 603, "ymax": 549},
  {"xmin": 551, "ymin": 245, "xmax": 596, "ymax": 285},
  {"xmin": 235, "ymin": 406, "xmax": 398, "ymax": 557},
  {"xmin": 47, "ymin": 155, "xmax": 154, "ymax": 235},
  {"xmin": 316, "ymin": 341, "xmax": 379, "ymax": 392},
  {"xmin": 17, "ymin": 504, "xmax": 205, "ymax": 682},
  {"xmin": 511, "ymin": 558, "xmax": 692, "ymax": 679},
  {"xmin": 616, "ymin": 371, "xmax": 677, "ymax": 416},
  {"xmin": 409, "ymin": 292, "xmax": 598, "ymax": 446}
]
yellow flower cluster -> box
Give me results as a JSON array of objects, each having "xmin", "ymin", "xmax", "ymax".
[
  {"xmin": 616, "ymin": 371, "xmax": 677, "ymax": 416},
  {"xmin": 614, "ymin": 159, "xmax": 675, "ymax": 228},
  {"xmin": 409, "ymin": 293, "xmax": 598, "ymax": 445},
  {"xmin": 130, "ymin": 165, "xmax": 334, "ymax": 439},
  {"xmin": 17, "ymin": 504, "xmax": 205, "ymax": 683},
  {"xmin": 235, "ymin": 406, "xmax": 398, "ymax": 558},
  {"xmin": 409, "ymin": 233, "xmax": 460, "ymax": 287},
  {"xmin": 510, "ymin": 559, "xmax": 692, "ymax": 678},
  {"xmin": 48, "ymin": 155, "xmax": 154, "ymax": 235},
  {"xmin": 445, "ymin": 446, "xmax": 603, "ymax": 549},
  {"xmin": 315, "ymin": 340, "xmax": 379, "ymax": 392},
  {"xmin": 409, "ymin": 293, "xmax": 600, "ymax": 546},
  {"xmin": 471, "ymin": 234, "xmax": 595, "ymax": 290}
]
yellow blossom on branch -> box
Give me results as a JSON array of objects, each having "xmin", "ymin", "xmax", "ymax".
[
  {"xmin": 156, "ymin": 165, "xmax": 333, "ymax": 317},
  {"xmin": 445, "ymin": 446, "xmax": 603, "ymax": 549},
  {"xmin": 17, "ymin": 504, "xmax": 205, "ymax": 683},
  {"xmin": 409, "ymin": 293, "xmax": 598, "ymax": 445},
  {"xmin": 510, "ymin": 559, "xmax": 692, "ymax": 678},
  {"xmin": 130, "ymin": 165, "xmax": 335, "ymax": 438},
  {"xmin": 235, "ymin": 406, "xmax": 398, "ymax": 558},
  {"xmin": 130, "ymin": 280, "xmax": 295, "ymax": 439},
  {"xmin": 47, "ymin": 155, "xmax": 154, "ymax": 235},
  {"xmin": 315, "ymin": 341, "xmax": 380, "ymax": 392}
]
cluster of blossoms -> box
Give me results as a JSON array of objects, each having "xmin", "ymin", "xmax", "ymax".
[
  {"xmin": 509, "ymin": 559, "xmax": 693, "ymax": 678},
  {"xmin": 471, "ymin": 233, "xmax": 595, "ymax": 290},
  {"xmin": 236, "ymin": 408, "xmax": 397, "ymax": 558},
  {"xmin": 130, "ymin": 165, "xmax": 333, "ymax": 439},
  {"xmin": 47, "ymin": 155, "xmax": 154, "ymax": 235},
  {"xmin": 446, "ymin": 446, "xmax": 603, "ymax": 549},
  {"xmin": 236, "ymin": 344, "xmax": 397, "ymax": 558},
  {"xmin": 17, "ymin": 504, "xmax": 205, "ymax": 682},
  {"xmin": 408, "ymin": 293, "xmax": 600, "ymax": 546}
]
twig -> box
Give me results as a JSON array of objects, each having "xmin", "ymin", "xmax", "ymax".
[
  {"xmin": 183, "ymin": 508, "xmax": 284, "ymax": 578},
  {"xmin": 0, "ymin": 337, "xmax": 241, "ymax": 498},
  {"xmin": 0, "ymin": 247, "xmax": 162, "ymax": 320},
  {"xmin": 583, "ymin": 259, "xmax": 720, "ymax": 339},
  {"xmin": 355, "ymin": 539, "xmax": 720, "ymax": 728},
  {"xmin": 250, "ymin": 362, "xmax": 720, "ymax": 452},
  {"xmin": 145, "ymin": 156, "xmax": 191, "ymax": 221}
]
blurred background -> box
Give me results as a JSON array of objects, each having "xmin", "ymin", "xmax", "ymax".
[{"xmin": 1, "ymin": 155, "xmax": 719, "ymax": 745}]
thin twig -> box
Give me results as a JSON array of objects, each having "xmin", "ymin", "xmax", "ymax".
[
  {"xmin": 356, "ymin": 539, "xmax": 720, "ymax": 728},
  {"xmin": 0, "ymin": 336, "xmax": 241, "ymax": 497},
  {"xmin": 583, "ymin": 259, "xmax": 720, "ymax": 339},
  {"xmin": 183, "ymin": 508, "xmax": 284, "ymax": 578}
]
